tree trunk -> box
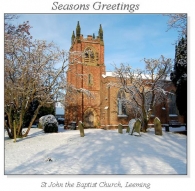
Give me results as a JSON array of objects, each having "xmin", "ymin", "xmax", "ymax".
[
  {"xmin": 141, "ymin": 102, "xmax": 148, "ymax": 132},
  {"xmin": 4, "ymin": 120, "xmax": 14, "ymax": 139},
  {"xmin": 17, "ymin": 108, "xmax": 25, "ymax": 137},
  {"xmin": 23, "ymin": 104, "xmax": 42, "ymax": 137},
  {"xmin": 142, "ymin": 107, "xmax": 149, "ymax": 132},
  {"xmin": 16, "ymin": 123, "xmax": 23, "ymax": 138},
  {"xmin": 13, "ymin": 120, "xmax": 17, "ymax": 142},
  {"xmin": 5, "ymin": 111, "xmax": 16, "ymax": 139},
  {"xmin": 142, "ymin": 117, "xmax": 148, "ymax": 132}
]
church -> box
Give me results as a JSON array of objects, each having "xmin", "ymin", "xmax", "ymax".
[{"xmin": 65, "ymin": 22, "xmax": 184, "ymax": 129}]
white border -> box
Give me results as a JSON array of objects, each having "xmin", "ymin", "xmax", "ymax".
[{"xmin": 1, "ymin": 0, "xmax": 194, "ymax": 191}]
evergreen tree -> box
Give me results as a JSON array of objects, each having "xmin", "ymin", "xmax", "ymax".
[
  {"xmin": 170, "ymin": 36, "xmax": 187, "ymax": 122},
  {"xmin": 23, "ymin": 100, "xmax": 55, "ymax": 127}
]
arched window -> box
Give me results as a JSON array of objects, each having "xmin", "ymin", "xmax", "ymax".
[
  {"xmin": 117, "ymin": 89, "xmax": 127, "ymax": 116},
  {"xmin": 84, "ymin": 47, "xmax": 95, "ymax": 64},
  {"xmin": 168, "ymin": 91, "xmax": 178, "ymax": 114}
]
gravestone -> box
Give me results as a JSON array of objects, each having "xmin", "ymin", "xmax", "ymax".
[
  {"xmin": 126, "ymin": 126, "xmax": 130, "ymax": 133},
  {"xmin": 38, "ymin": 114, "xmax": 58, "ymax": 133},
  {"xmin": 118, "ymin": 123, "xmax": 123, "ymax": 134},
  {"xmin": 38, "ymin": 116, "xmax": 44, "ymax": 129},
  {"xmin": 131, "ymin": 119, "xmax": 141, "ymax": 136},
  {"xmin": 78, "ymin": 121, "xmax": 85, "ymax": 137},
  {"xmin": 154, "ymin": 117, "xmax": 162, "ymax": 135},
  {"xmin": 128, "ymin": 119, "xmax": 136, "ymax": 134}
]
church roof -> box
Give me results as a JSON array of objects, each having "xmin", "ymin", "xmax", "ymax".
[
  {"xmin": 102, "ymin": 71, "xmax": 171, "ymax": 81},
  {"xmin": 102, "ymin": 71, "xmax": 114, "ymax": 78}
]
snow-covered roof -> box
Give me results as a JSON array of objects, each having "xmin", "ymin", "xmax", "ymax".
[
  {"xmin": 102, "ymin": 71, "xmax": 114, "ymax": 78},
  {"xmin": 102, "ymin": 71, "xmax": 171, "ymax": 81}
]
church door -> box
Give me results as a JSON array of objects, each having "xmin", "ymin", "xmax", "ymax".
[{"xmin": 84, "ymin": 109, "xmax": 96, "ymax": 128}]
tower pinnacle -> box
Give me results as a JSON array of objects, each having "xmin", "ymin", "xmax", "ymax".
[
  {"xmin": 71, "ymin": 31, "xmax": 75, "ymax": 45},
  {"xmin": 76, "ymin": 21, "xmax": 81, "ymax": 39},
  {"xmin": 98, "ymin": 24, "xmax": 103, "ymax": 41}
]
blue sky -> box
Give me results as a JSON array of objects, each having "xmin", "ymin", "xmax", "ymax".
[{"xmin": 11, "ymin": 14, "xmax": 178, "ymax": 71}]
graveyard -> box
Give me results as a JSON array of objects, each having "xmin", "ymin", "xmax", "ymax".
[{"xmin": 4, "ymin": 123, "xmax": 187, "ymax": 175}]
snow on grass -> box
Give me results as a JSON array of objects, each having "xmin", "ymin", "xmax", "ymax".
[{"xmin": 4, "ymin": 126, "xmax": 187, "ymax": 175}]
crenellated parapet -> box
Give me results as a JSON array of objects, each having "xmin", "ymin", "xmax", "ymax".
[{"xmin": 71, "ymin": 21, "xmax": 104, "ymax": 46}]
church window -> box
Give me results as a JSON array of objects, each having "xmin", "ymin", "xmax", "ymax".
[
  {"xmin": 88, "ymin": 74, "xmax": 93, "ymax": 85},
  {"xmin": 168, "ymin": 91, "xmax": 178, "ymax": 114},
  {"xmin": 117, "ymin": 89, "xmax": 127, "ymax": 117},
  {"xmin": 84, "ymin": 47, "xmax": 95, "ymax": 64}
]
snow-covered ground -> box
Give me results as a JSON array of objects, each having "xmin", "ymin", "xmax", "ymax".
[{"xmin": 4, "ymin": 125, "xmax": 187, "ymax": 175}]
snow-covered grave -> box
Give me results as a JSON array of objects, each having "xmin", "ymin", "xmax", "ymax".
[{"xmin": 4, "ymin": 125, "xmax": 187, "ymax": 175}]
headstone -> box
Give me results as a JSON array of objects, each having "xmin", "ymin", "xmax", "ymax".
[
  {"xmin": 38, "ymin": 116, "xmax": 44, "ymax": 129},
  {"xmin": 126, "ymin": 126, "xmax": 130, "ymax": 133},
  {"xmin": 131, "ymin": 119, "xmax": 141, "ymax": 136},
  {"xmin": 128, "ymin": 119, "xmax": 136, "ymax": 134},
  {"xmin": 38, "ymin": 114, "xmax": 58, "ymax": 133},
  {"xmin": 118, "ymin": 123, "xmax": 123, "ymax": 134},
  {"xmin": 78, "ymin": 121, "xmax": 85, "ymax": 137},
  {"xmin": 154, "ymin": 117, "xmax": 162, "ymax": 135}
]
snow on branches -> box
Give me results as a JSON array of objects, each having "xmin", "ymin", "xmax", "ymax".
[
  {"xmin": 163, "ymin": 14, "xmax": 187, "ymax": 37},
  {"xmin": 4, "ymin": 16, "xmax": 91, "ymax": 139},
  {"xmin": 112, "ymin": 55, "xmax": 173, "ymax": 131}
]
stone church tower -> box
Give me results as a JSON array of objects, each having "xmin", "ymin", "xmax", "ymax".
[{"xmin": 66, "ymin": 21, "xmax": 105, "ymax": 127}]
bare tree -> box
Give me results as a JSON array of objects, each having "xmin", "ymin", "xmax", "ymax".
[
  {"xmin": 4, "ymin": 15, "xmax": 91, "ymax": 139},
  {"xmin": 163, "ymin": 14, "xmax": 187, "ymax": 36},
  {"xmin": 112, "ymin": 55, "xmax": 172, "ymax": 132}
]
